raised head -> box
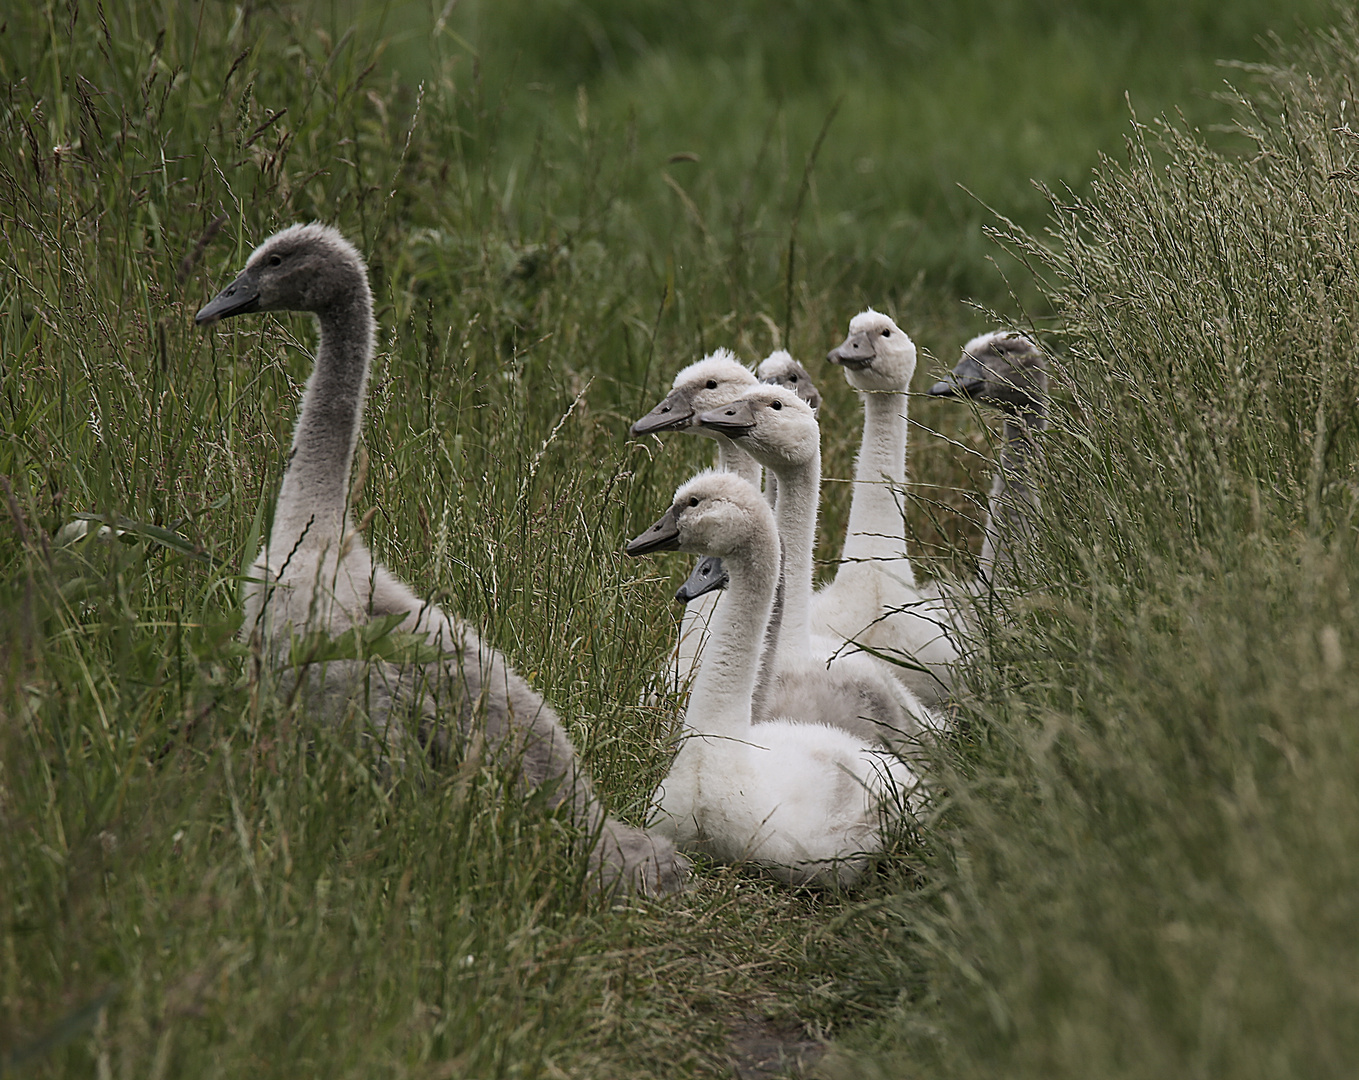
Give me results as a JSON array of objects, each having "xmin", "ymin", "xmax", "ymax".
[
  {"xmin": 625, "ymin": 471, "xmax": 775, "ymax": 561},
  {"xmin": 928, "ymin": 331, "xmax": 1047, "ymax": 416},
  {"xmin": 826, "ymin": 308, "xmax": 917, "ymax": 393},
  {"xmin": 757, "ymin": 350, "xmax": 821, "ymax": 415},
  {"xmin": 629, "ymin": 349, "xmax": 757, "ymax": 437},
  {"xmin": 195, "ymin": 223, "xmax": 370, "ymax": 325},
  {"xmin": 695, "ymin": 384, "xmax": 819, "ymax": 471}
]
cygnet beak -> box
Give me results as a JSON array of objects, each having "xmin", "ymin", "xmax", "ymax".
[
  {"xmin": 674, "ymin": 555, "xmax": 728, "ymax": 603},
  {"xmin": 930, "ymin": 354, "xmax": 987, "ymax": 400},
  {"xmin": 625, "ymin": 506, "xmax": 682, "ymax": 556},
  {"xmin": 195, "ymin": 267, "xmax": 261, "ymax": 325},
  {"xmin": 827, "ymin": 331, "xmax": 874, "ymax": 370},
  {"xmin": 630, "ymin": 388, "xmax": 695, "ymax": 437},
  {"xmin": 696, "ymin": 400, "xmax": 756, "ymax": 438}
]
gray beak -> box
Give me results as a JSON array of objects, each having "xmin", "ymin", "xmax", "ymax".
[
  {"xmin": 929, "ymin": 354, "xmax": 987, "ymax": 400},
  {"xmin": 195, "ymin": 267, "xmax": 261, "ymax": 325},
  {"xmin": 696, "ymin": 399, "xmax": 756, "ymax": 438},
  {"xmin": 827, "ymin": 331, "xmax": 874, "ymax": 370},
  {"xmin": 675, "ymin": 555, "xmax": 727, "ymax": 603},
  {"xmin": 625, "ymin": 506, "xmax": 682, "ymax": 556},
  {"xmin": 630, "ymin": 388, "xmax": 695, "ymax": 437}
]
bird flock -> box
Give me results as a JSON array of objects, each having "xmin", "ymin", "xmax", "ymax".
[{"xmin": 194, "ymin": 223, "xmax": 1048, "ymax": 895}]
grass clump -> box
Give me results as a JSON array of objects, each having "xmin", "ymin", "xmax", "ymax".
[{"xmin": 830, "ymin": 15, "xmax": 1359, "ymax": 1079}]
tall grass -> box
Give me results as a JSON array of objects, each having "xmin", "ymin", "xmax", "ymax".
[
  {"xmin": 0, "ymin": 3, "xmax": 896, "ymax": 1075},
  {"xmin": 832, "ymin": 14, "xmax": 1359, "ymax": 1078},
  {"xmin": 3, "ymin": 0, "xmax": 1355, "ymax": 1077}
]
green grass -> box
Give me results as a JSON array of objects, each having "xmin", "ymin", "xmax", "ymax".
[
  {"xmin": 823, "ymin": 14, "xmax": 1359, "ymax": 1078},
  {"xmin": 3, "ymin": 0, "xmax": 1357, "ymax": 1077},
  {"xmin": 382, "ymin": 0, "xmax": 1335, "ymax": 306}
]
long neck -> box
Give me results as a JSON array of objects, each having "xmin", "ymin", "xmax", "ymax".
[
  {"xmin": 840, "ymin": 389, "xmax": 912, "ymax": 573},
  {"xmin": 716, "ymin": 438, "xmax": 762, "ymax": 488},
  {"xmin": 981, "ymin": 406, "xmax": 1047, "ymax": 587},
  {"xmin": 268, "ymin": 298, "xmax": 375, "ymax": 555},
  {"xmin": 683, "ymin": 534, "xmax": 778, "ymax": 738},
  {"xmin": 770, "ymin": 451, "xmax": 820, "ymax": 659}
]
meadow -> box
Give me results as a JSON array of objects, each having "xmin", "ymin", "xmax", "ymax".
[{"xmin": 2, "ymin": 0, "xmax": 1356, "ymax": 1076}]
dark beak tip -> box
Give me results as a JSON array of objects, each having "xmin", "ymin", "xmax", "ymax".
[
  {"xmin": 629, "ymin": 410, "xmax": 691, "ymax": 437},
  {"xmin": 927, "ymin": 379, "xmax": 956, "ymax": 398}
]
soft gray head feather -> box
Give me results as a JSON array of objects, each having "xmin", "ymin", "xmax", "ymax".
[
  {"xmin": 629, "ymin": 349, "xmax": 757, "ymax": 437},
  {"xmin": 196, "ymin": 222, "xmax": 373, "ymax": 326},
  {"xmin": 929, "ymin": 330, "xmax": 1047, "ymax": 416},
  {"xmin": 758, "ymin": 350, "xmax": 821, "ymax": 415},
  {"xmin": 826, "ymin": 308, "xmax": 918, "ymax": 392}
]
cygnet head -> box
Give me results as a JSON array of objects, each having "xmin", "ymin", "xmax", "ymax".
[
  {"xmin": 758, "ymin": 350, "xmax": 821, "ymax": 415},
  {"xmin": 625, "ymin": 470, "xmax": 775, "ymax": 561},
  {"xmin": 928, "ymin": 330, "xmax": 1047, "ymax": 416},
  {"xmin": 195, "ymin": 223, "xmax": 370, "ymax": 325},
  {"xmin": 695, "ymin": 385, "xmax": 819, "ymax": 471},
  {"xmin": 630, "ymin": 349, "xmax": 757, "ymax": 437},
  {"xmin": 826, "ymin": 308, "xmax": 917, "ymax": 393}
]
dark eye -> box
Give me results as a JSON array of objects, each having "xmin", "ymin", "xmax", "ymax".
[
  {"xmin": 269, "ymin": 253, "xmax": 284, "ymax": 267},
  {"xmin": 881, "ymin": 328, "xmax": 891, "ymax": 337},
  {"xmin": 688, "ymin": 496, "xmax": 699, "ymax": 507},
  {"xmin": 789, "ymin": 375, "xmax": 798, "ymax": 382},
  {"xmin": 770, "ymin": 399, "xmax": 782, "ymax": 410},
  {"xmin": 706, "ymin": 379, "xmax": 717, "ymax": 390}
]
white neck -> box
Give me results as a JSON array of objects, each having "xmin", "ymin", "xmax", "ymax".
[
  {"xmin": 717, "ymin": 438, "xmax": 762, "ymax": 488},
  {"xmin": 682, "ymin": 531, "xmax": 778, "ymax": 739},
  {"xmin": 267, "ymin": 302, "xmax": 374, "ymax": 560},
  {"xmin": 840, "ymin": 389, "xmax": 912, "ymax": 574},
  {"xmin": 768, "ymin": 451, "xmax": 820, "ymax": 660}
]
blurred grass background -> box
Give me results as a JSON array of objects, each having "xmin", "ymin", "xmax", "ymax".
[{"xmin": 2, "ymin": 0, "xmax": 1356, "ymax": 1077}]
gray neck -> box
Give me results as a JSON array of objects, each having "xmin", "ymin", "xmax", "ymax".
[
  {"xmin": 842, "ymin": 389, "xmax": 910, "ymax": 568},
  {"xmin": 269, "ymin": 296, "xmax": 375, "ymax": 555},
  {"xmin": 981, "ymin": 406, "xmax": 1047, "ymax": 587},
  {"xmin": 683, "ymin": 532, "xmax": 779, "ymax": 738}
]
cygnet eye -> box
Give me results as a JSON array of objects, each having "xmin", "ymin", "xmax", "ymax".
[
  {"xmin": 770, "ymin": 399, "xmax": 782, "ymax": 410},
  {"xmin": 789, "ymin": 375, "xmax": 798, "ymax": 382},
  {"xmin": 688, "ymin": 496, "xmax": 699, "ymax": 507},
  {"xmin": 705, "ymin": 379, "xmax": 718, "ymax": 389},
  {"xmin": 269, "ymin": 253, "xmax": 284, "ymax": 267},
  {"xmin": 881, "ymin": 328, "xmax": 891, "ymax": 337}
]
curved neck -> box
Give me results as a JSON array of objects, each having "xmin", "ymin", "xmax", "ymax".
[
  {"xmin": 268, "ymin": 298, "xmax": 375, "ymax": 555},
  {"xmin": 768, "ymin": 452, "xmax": 820, "ymax": 659},
  {"xmin": 683, "ymin": 532, "xmax": 778, "ymax": 738},
  {"xmin": 841, "ymin": 389, "xmax": 910, "ymax": 568}
]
